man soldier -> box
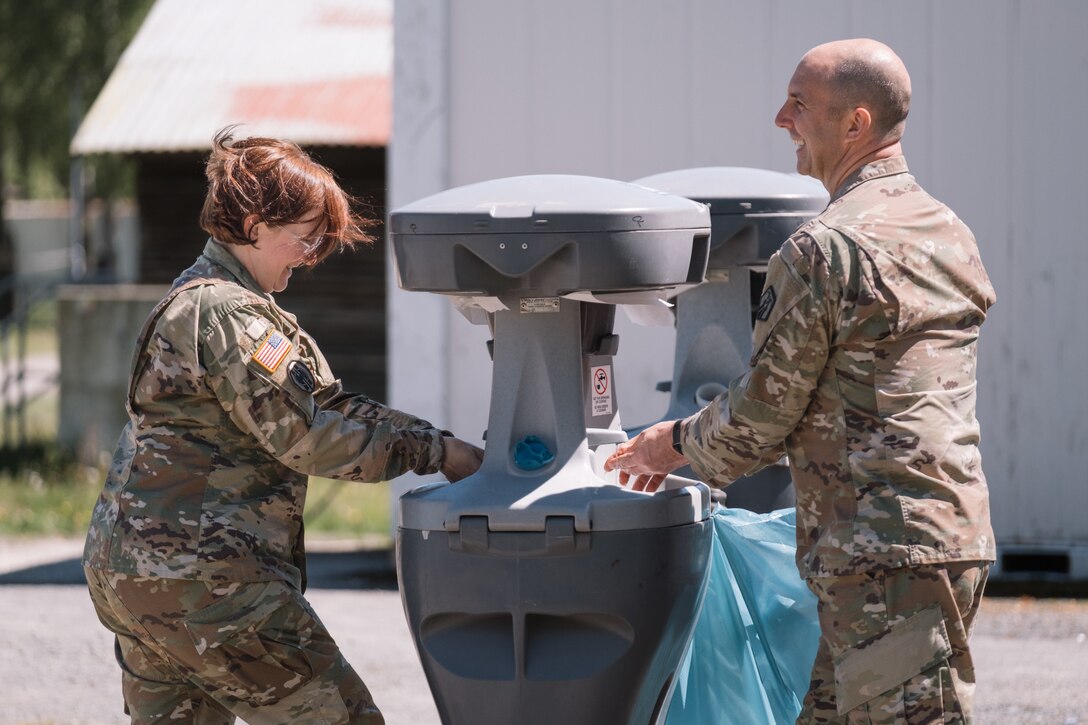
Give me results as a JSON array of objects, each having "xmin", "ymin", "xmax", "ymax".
[{"xmin": 607, "ymin": 39, "xmax": 996, "ymax": 723}]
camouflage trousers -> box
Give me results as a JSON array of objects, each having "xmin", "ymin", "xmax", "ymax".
[
  {"xmin": 85, "ymin": 567, "xmax": 384, "ymax": 724},
  {"xmin": 797, "ymin": 561, "xmax": 989, "ymax": 725}
]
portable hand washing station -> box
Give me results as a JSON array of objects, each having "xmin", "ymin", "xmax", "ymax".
[
  {"xmin": 632, "ymin": 168, "xmax": 827, "ymax": 512},
  {"xmin": 391, "ymin": 175, "xmax": 714, "ymax": 725}
]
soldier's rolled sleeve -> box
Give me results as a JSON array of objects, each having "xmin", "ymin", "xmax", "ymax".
[
  {"xmin": 682, "ymin": 238, "xmax": 831, "ymax": 484},
  {"xmin": 281, "ymin": 411, "xmax": 445, "ymax": 481},
  {"xmin": 203, "ymin": 307, "xmax": 445, "ymax": 482},
  {"xmin": 316, "ymin": 385, "xmax": 439, "ymax": 432},
  {"xmin": 382, "ymin": 408, "xmax": 436, "ymax": 430}
]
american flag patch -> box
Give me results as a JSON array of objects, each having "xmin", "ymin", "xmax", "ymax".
[{"xmin": 252, "ymin": 330, "xmax": 292, "ymax": 373}]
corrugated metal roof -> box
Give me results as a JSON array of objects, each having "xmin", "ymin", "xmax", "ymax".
[{"xmin": 71, "ymin": 0, "xmax": 391, "ymax": 154}]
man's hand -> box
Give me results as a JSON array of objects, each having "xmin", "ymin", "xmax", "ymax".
[
  {"xmin": 440, "ymin": 437, "xmax": 485, "ymax": 482},
  {"xmin": 603, "ymin": 420, "xmax": 687, "ymax": 493}
]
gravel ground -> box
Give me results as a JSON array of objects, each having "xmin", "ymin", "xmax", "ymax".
[{"xmin": 1, "ymin": 538, "xmax": 1085, "ymax": 724}]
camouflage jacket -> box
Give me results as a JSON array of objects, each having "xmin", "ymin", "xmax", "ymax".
[
  {"xmin": 83, "ymin": 240, "xmax": 445, "ymax": 588},
  {"xmin": 681, "ymin": 157, "xmax": 997, "ymax": 577}
]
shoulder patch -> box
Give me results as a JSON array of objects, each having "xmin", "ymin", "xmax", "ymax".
[
  {"xmin": 779, "ymin": 236, "xmax": 813, "ymax": 276},
  {"xmin": 244, "ymin": 317, "xmax": 271, "ymax": 341},
  {"xmin": 288, "ymin": 360, "xmax": 316, "ymax": 393},
  {"xmin": 756, "ymin": 286, "xmax": 777, "ymax": 322},
  {"xmin": 252, "ymin": 330, "xmax": 292, "ymax": 373}
]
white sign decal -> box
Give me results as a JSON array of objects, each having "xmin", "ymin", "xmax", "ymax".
[{"xmin": 590, "ymin": 364, "xmax": 613, "ymax": 416}]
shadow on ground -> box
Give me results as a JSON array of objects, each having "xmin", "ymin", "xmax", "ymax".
[
  {"xmin": 3, "ymin": 549, "xmax": 1085, "ymax": 598},
  {"xmin": 0, "ymin": 549, "xmax": 400, "ymax": 590}
]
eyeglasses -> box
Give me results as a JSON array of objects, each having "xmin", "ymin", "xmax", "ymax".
[{"xmin": 278, "ymin": 224, "xmax": 326, "ymax": 252}]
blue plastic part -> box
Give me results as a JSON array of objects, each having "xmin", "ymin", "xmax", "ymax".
[
  {"xmin": 513, "ymin": 435, "xmax": 555, "ymax": 470},
  {"xmin": 665, "ymin": 507, "xmax": 820, "ymax": 725}
]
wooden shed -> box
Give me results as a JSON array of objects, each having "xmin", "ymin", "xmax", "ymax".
[{"xmin": 71, "ymin": 0, "xmax": 392, "ymax": 398}]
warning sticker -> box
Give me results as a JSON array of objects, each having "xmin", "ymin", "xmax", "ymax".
[
  {"xmin": 590, "ymin": 364, "xmax": 613, "ymax": 417},
  {"xmin": 520, "ymin": 297, "xmax": 560, "ymax": 313}
]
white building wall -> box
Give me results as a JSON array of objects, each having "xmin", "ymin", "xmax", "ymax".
[{"xmin": 390, "ymin": 0, "xmax": 1088, "ymax": 551}]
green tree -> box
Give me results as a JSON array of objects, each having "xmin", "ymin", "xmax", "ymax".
[{"xmin": 0, "ymin": 0, "xmax": 154, "ymax": 201}]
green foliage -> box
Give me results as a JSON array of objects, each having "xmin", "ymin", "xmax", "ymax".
[
  {"xmin": 4, "ymin": 385, "xmax": 61, "ymax": 445},
  {"xmin": 0, "ymin": 0, "xmax": 155, "ymax": 199},
  {"xmin": 304, "ymin": 478, "xmax": 392, "ymax": 543},
  {"xmin": 0, "ymin": 443, "xmax": 103, "ymax": 536},
  {"xmin": 0, "ymin": 333, "xmax": 390, "ymax": 539},
  {"xmin": 0, "ymin": 299, "xmax": 60, "ymax": 358},
  {"xmin": 0, "ymin": 440, "xmax": 73, "ymax": 477},
  {"xmin": 26, "ymin": 298, "xmax": 58, "ymax": 330},
  {"xmin": 19, "ymin": 326, "xmax": 59, "ymax": 359},
  {"xmin": 0, "ymin": 448, "xmax": 393, "ymax": 540}
]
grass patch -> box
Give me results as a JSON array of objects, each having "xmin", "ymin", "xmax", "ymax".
[
  {"xmin": 0, "ymin": 467, "xmax": 394, "ymax": 542},
  {"xmin": 3, "ymin": 297, "xmax": 60, "ymax": 357},
  {"xmin": 23, "ymin": 326, "xmax": 58, "ymax": 358},
  {"xmin": 0, "ymin": 300, "xmax": 396, "ymax": 543},
  {"xmin": 0, "ymin": 326, "xmax": 57, "ymax": 359},
  {"xmin": 304, "ymin": 478, "xmax": 392, "ymax": 544},
  {"xmin": 0, "ymin": 443, "xmax": 103, "ymax": 537},
  {"xmin": 0, "ymin": 466, "xmax": 394, "ymax": 542},
  {"xmin": 5, "ymin": 389, "xmax": 61, "ymax": 443}
]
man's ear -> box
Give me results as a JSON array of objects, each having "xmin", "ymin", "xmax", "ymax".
[
  {"xmin": 243, "ymin": 214, "xmax": 261, "ymax": 243},
  {"xmin": 844, "ymin": 107, "xmax": 872, "ymax": 141}
]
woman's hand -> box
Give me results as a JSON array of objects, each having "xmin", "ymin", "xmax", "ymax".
[{"xmin": 440, "ymin": 438, "xmax": 485, "ymax": 482}]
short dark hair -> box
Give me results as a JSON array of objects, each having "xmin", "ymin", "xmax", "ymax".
[
  {"xmin": 199, "ymin": 127, "xmax": 374, "ymax": 267},
  {"xmin": 832, "ymin": 58, "xmax": 910, "ymax": 139}
]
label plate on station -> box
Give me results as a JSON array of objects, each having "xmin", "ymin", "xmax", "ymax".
[{"xmin": 520, "ymin": 297, "xmax": 561, "ymax": 313}]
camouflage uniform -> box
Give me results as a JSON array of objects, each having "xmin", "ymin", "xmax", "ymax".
[
  {"xmin": 800, "ymin": 562, "xmax": 988, "ymax": 724},
  {"xmin": 678, "ymin": 157, "xmax": 996, "ymax": 722},
  {"xmin": 83, "ymin": 239, "xmax": 447, "ymax": 723}
]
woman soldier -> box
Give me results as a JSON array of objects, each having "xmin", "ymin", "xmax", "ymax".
[{"xmin": 83, "ymin": 129, "xmax": 483, "ymax": 724}]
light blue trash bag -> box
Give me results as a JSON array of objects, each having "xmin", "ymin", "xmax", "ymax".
[{"xmin": 665, "ymin": 507, "xmax": 820, "ymax": 725}]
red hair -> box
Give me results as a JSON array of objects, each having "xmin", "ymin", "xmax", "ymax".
[{"xmin": 199, "ymin": 127, "xmax": 374, "ymax": 266}]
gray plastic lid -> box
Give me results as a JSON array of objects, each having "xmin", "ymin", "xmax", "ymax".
[
  {"xmin": 399, "ymin": 472, "xmax": 711, "ymax": 533},
  {"xmin": 391, "ymin": 174, "xmax": 711, "ymax": 296},
  {"xmin": 391, "ymin": 174, "xmax": 709, "ymax": 235},
  {"xmin": 634, "ymin": 167, "xmax": 828, "ymax": 214},
  {"xmin": 400, "ymin": 439, "xmax": 710, "ymax": 533}
]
